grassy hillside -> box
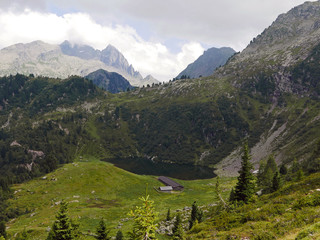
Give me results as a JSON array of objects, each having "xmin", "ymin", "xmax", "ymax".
[
  {"xmin": 7, "ymin": 156, "xmax": 320, "ymax": 240},
  {"xmin": 6, "ymin": 157, "xmax": 234, "ymax": 239},
  {"xmin": 187, "ymin": 172, "xmax": 320, "ymax": 240}
]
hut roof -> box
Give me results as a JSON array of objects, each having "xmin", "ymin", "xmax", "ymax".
[{"xmin": 158, "ymin": 176, "xmax": 184, "ymax": 189}]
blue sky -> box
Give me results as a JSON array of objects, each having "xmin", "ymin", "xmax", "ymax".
[{"xmin": 0, "ymin": 0, "xmax": 315, "ymax": 81}]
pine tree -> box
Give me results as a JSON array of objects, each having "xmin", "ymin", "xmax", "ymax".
[
  {"xmin": 115, "ymin": 230, "xmax": 123, "ymax": 240},
  {"xmin": 128, "ymin": 194, "xmax": 158, "ymax": 240},
  {"xmin": 0, "ymin": 221, "xmax": 6, "ymax": 239},
  {"xmin": 166, "ymin": 208, "xmax": 171, "ymax": 221},
  {"xmin": 279, "ymin": 164, "xmax": 288, "ymax": 175},
  {"xmin": 46, "ymin": 200, "xmax": 79, "ymax": 240},
  {"xmin": 95, "ymin": 219, "xmax": 110, "ymax": 240},
  {"xmin": 189, "ymin": 201, "xmax": 203, "ymax": 229},
  {"xmin": 172, "ymin": 213, "xmax": 184, "ymax": 240},
  {"xmin": 228, "ymin": 188, "xmax": 235, "ymax": 203},
  {"xmin": 189, "ymin": 201, "xmax": 198, "ymax": 230},
  {"xmin": 233, "ymin": 143, "xmax": 256, "ymax": 204},
  {"xmin": 272, "ymin": 171, "xmax": 281, "ymax": 192}
]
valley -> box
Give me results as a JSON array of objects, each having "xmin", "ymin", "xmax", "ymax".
[
  {"xmin": 1, "ymin": 1, "xmax": 320, "ymax": 239},
  {"xmin": 6, "ymin": 158, "xmax": 232, "ymax": 239}
]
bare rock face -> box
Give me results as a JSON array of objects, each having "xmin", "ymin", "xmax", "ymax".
[
  {"xmin": 0, "ymin": 40, "xmax": 159, "ymax": 87},
  {"xmin": 215, "ymin": 1, "xmax": 320, "ymax": 96},
  {"xmin": 176, "ymin": 47, "xmax": 236, "ymax": 79}
]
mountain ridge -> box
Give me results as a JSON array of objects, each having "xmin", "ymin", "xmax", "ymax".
[
  {"xmin": 0, "ymin": 40, "xmax": 158, "ymax": 87},
  {"xmin": 176, "ymin": 47, "xmax": 235, "ymax": 79}
]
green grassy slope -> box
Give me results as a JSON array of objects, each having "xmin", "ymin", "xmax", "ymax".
[
  {"xmin": 6, "ymin": 157, "xmax": 234, "ymax": 239},
  {"xmin": 188, "ymin": 172, "xmax": 320, "ymax": 240}
]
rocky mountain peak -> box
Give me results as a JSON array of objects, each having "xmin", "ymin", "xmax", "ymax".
[{"xmin": 100, "ymin": 44, "xmax": 130, "ymax": 71}]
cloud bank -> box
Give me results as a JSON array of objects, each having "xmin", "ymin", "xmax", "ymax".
[
  {"xmin": 0, "ymin": 9, "xmax": 204, "ymax": 81},
  {"xmin": 0, "ymin": 0, "xmax": 315, "ymax": 81}
]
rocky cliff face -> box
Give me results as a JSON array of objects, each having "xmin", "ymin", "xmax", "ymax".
[
  {"xmin": 177, "ymin": 47, "xmax": 235, "ymax": 79},
  {"xmin": 217, "ymin": 1, "xmax": 320, "ymax": 97},
  {"xmin": 0, "ymin": 40, "xmax": 158, "ymax": 87}
]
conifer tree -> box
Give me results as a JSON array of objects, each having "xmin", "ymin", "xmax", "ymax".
[
  {"xmin": 166, "ymin": 208, "xmax": 171, "ymax": 221},
  {"xmin": 272, "ymin": 171, "xmax": 281, "ymax": 192},
  {"xmin": 128, "ymin": 194, "xmax": 158, "ymax": 240},
  {"xmin": 189, "ymin": 201, "xmax": 198, "ymax": 230},
  {"xmin": 0, "ymin": 221, "xmax": 6, "ymax": 239},
  {"xmin": 115, "ymin": 230, "xmax": 123, "ymax": 240},
  {"xmin": 233, "ymin": 143, "xmax": 256, "ymax": 204},
  {"xmin": 172, "ymin": 213, "xmax": 184, "ymax": 240},
  {"xmin": 95, "ymin": 219, "xmax": 110, "ymax": 240},
  {"xmin": 189, "ymin": 201, "xmax": 203, "ymax": 229},
  {"xmin": 279, "ymin": 164, "xmax": 288, "ymax": 175},
  {"xmin": 228, "ymin": 188, "xmax": 235, "ymax": 203},
  {"xmin": 46, "ymin": 200, "xmax": 79, "ymax": 240}
]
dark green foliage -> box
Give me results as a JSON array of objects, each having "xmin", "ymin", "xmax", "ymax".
[
  {"xmin": 46, "ymin": 201, "xmax": 79, "ymax": 240},
  {"xmin": 125, "ymin": 99, "xmax": 249, "ymax": 165},
  {"xmin": 86, "ymin": 69, "xmax": 133, "ymax": 93},
  {"xmin": 166, "ymin": 208, "xmax": 171, "ymax": 221},
  {"xmin": 115, "ymin": 230, "xmax": 123, "ymax": 240},
  {"xmin": 255, "ymin": 73, "xmax": 276, "ymax": 98},
  {"xmin": 292, "ymin": 42, "xmax": 320, "ymax": 96},
  {"xmin": 172, "ymin": 213, "xmax": 184, "ymax": 240},
  {"xmin": 15, "ymin": 229, "xmax": 29, "ymax": 240},
  {"xmin": 305, "ymin": 139, "xmax": 320, "ymax": 173},
  {"xmin": 0, "ymin": 221, "xmax": 6, "ymax": 239},
  {"xmin": 257, "ymin": 155, "xmax": 279, "ymax": 193},
  {"xmin": 228, "ymin": 188, "xmax": 235, "ymax": 203},
  {"xmin": 95, "ymin": 219, "xmax": 110, "ymax": 240},
  {"xmin": 279, "ymin": 164, "xmax": 288, "ymax": 175},
  {"xmin": 189, "ymin": 201, "xmax": 203, "ymax": 230},
  {"xmin": 233, "ymin": 143, "xmax": 256, "ymax": 203},
  {"xmin": 272, "ymin": 171, "xmax": 281, "ymax": 192}
]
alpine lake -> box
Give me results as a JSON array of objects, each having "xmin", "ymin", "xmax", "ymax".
[{"xmin": 103, "ymin": 157, "xmax": 216, "ymax": 180}]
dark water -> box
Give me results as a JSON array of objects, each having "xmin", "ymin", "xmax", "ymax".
[{"xmin": 102, "ymin": 158, "xmax": 216, "ymax": 180}]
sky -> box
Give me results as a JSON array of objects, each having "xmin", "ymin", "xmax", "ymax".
[{"xmin": 0, "ymin": 0, "xmax": 316, "ymax": 81}]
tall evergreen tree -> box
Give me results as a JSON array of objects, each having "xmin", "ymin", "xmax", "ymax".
[
  {"xmin": 46, "ymin": 200, "xmax": 79, "ymax": 240},
  {"xmin": 95, "ymin": 219, "xmax": 110, "ymax": 240},
  {"xmin": 233, "ymin": 143, "xmax": 256, "ymax": 204},
  {"xmin": 115, "ymin": 230, "xmax": 123, "ymax": 240},
  {"xmin": 0, "ymin": 221, "xmax": 6, "ymax": 239},
  {"xmin": 272, "ymin": 171, "xmax": 281, "ymax": 192},
  {"xmin": 188, "ymin": 201, "xmax": 203, "ymax": 230},
  {"xmin": 189, "ymin": 201, "xmax": 198, "ymax": 230},
  {"xmin": 172, "ymin": 213, "xmax": 184, "ymax": 240},
  {"xmin": 166, "ymin": 208, "xmax": 171, "ymax": 221}
]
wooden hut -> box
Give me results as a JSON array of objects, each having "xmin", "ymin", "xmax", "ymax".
[{"xmin": 158, "ymin": 176, "xmax": 184, "ymax": 191}]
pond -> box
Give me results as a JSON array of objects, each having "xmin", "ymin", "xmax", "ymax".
[{"xmin": 102, "ymin": 157, "xmax": 216, "ymax": 180}]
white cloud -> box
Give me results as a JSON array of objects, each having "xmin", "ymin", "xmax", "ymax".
[{"xmin": 0, "ymin": 9, "xmax": 203, "ymax": 81}]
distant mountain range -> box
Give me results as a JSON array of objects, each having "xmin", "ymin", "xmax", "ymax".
[
  {"xmin": 0, "ymin": 40, "xmax": 158, "ymax": 87},
  {"xmin": 177, "ymin": 47, "xmax": 235, "ymax": 79}
]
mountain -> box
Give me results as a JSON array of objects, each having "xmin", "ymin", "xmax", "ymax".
[
  {"xmin": 0, "ymin": 40, "xmax": 159, "ymax": 87},
  {"xmin": 86, "ymin": 69, "xmax": 133, "ymax": 93},
  {"xmin": 3, "ymin": 2, "xmax": 320, "ymax": 239},
  {"xmin": 176, "ymin": 47, "xmax": 235, "ymax": 79},
  {"xmin": 1, "ymin": 1, "xmax": 320, "ymax": 181}
]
